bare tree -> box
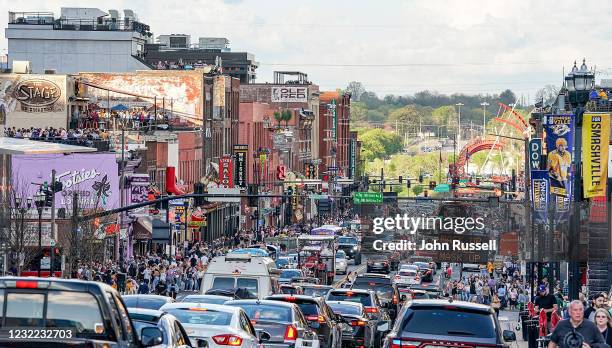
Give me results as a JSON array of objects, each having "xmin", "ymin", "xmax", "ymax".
[
  {"xmin": 0, "ymin": 176, "xmax": 46, "ymax": 275},
  {"xmin": 535, "ymin": 84, "xmax": 559, "ymax": 106},
  {"xmin": 345, "ymin": 81, "xmax": 366, "ymax": 101}
]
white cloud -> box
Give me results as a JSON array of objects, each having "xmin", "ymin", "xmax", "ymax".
[{"xmin": 1, "ymin": 0, "xmax": 610, "ymax": 100}]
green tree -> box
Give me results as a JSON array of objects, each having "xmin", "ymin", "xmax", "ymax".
[
  {"xmin": 412, "ymin": 185, "xmax": 424, "ymax": 196},
  {"xmin": 359, "ymin": 129, "xmax": 403, "ymax": 161},
  {"xmin": 350, "ymin": 101, "xmax": 368, "ymax": 123}
]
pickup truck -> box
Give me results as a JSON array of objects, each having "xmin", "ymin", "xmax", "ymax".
[{"xmin": 0, "ymin": 277, "xmax": 165, "ymax": 347}]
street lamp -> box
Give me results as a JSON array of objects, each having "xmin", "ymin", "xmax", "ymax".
[
  {"xmin": 455, "ymin": 103, "xmax": 464, "ymax": 142},
  {"xmin": 480, "ymin": 102, "xmax": 489, "ymax": 136},
  {"xmin": 565, "ymin": 59, "xmax": 594, "ymax": 300},
  {"xmin": 34, "ymin": 191, "xmax": 45, "ymax": 277}
]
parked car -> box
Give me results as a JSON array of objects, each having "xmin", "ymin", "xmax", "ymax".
[
  {"xmin": 0, "ymin": 277, "xmax": 163, "ymax": 347},
  {"xmin": 266, "ymin": 295, "xmax": 343, "ymax": 348},
  {"xmin": 335, "ymin": 250, "xmax": 348, "ymax": 275},
  {"xmin": 159, "ymin": 302, "xmax": 271, "ymax": 348},
  {"xmin": 180, "ymin": 294, "xmax": 232, "ymax": 305},
  {"xmin": 383, "ymin": 300, "xmax": 516, "ymax": 348},
  {"xmin": 226, "ymin": 299, "xmax": 320, "ymax": 348},
  {"xmin": 123, "ymin": 294, "xmax": 176, "ymax": 310},
  {"xmin": 128, "ymin": 307, "xmax": 193, "ymax": 348}
]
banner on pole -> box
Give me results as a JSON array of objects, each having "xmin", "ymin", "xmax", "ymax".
[
  {"xmin": 582, "ymin": 113, "xmax": 610, "ymax": 198},
  {"xmin": 545, "ymin": 114, "xmax": 574, "ymax": 197},
  {"xmin": 531, "ymin": 170, "xmax": 549, "ymax": 224}
]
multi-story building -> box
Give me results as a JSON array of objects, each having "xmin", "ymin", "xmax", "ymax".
[
  {"xmin": 240, "ymin": 71, "xmax": 320, "ymax": 175},
  {"xmin": 318, "ymin": 91, "xmax": 351, "ymax": 177},
  {"xmin": 6, "ymin": 8, "xmax": 152, "ymax": 73}
]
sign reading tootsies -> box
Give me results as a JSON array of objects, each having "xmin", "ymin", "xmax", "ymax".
[{"xmin": 11, "ymin": 153, "xmax": 120, "ymax": 209}]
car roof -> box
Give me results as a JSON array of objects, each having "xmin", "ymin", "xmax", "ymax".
[
  {"xmin": 358, "ymin": 273, "xmax": 391, "ymax": 279},
  {"xmin": 123, "ymin": 294, "xmax": 172, "ymax": 300},
  {"xmin": 407, "ymin": 299, "xmax": 492, "ymax": 312},
  {"xmin": 0, "ymin": 276, "xmax": 115, "ymax": 293},
  {"xmin": 329, "ymin": 288, "xmax": 372, "ymax": 295},
  {"xmin": 226, "ymin": 299, "xmax": 297, "ymax": 308},
  {"xmin": 160, "ymin": 302, "xmax": 242, "ymax": 314},
  {"xmin": 183, "ymin": 294, "xmax": 232, "ymax": 300}
]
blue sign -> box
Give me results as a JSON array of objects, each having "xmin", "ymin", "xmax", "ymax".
[
  {"xmin": 531, "ymin": 170, "xmax": 549, "ymax": 224},
  {"xmin": 529, "ymin": 138, "xmax": 542, "ymax": 170}
]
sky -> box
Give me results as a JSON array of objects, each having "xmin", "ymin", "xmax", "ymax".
[{"xmin": 2, "ymin": 0, "xmax": 612, "ymax": 101}]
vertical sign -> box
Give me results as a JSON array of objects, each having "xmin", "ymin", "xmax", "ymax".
[
  {"xmin": 349, "ymin": 138, "xmax": 357, "ymax": 179},
  {"xmin": 259, "ymin": 153, "xmax": 267, "ymax": 179},
  {"xmin": 545, "ymin": 114, "xmax": 574, "ymax": 222},
  {"xmin": 582, "ymin": 113, "xmax": 610, "ymax": 198},
  {"xmin": 531, "ymin": 170, "xmax": 549, "ymax": 224},
  {"xmin": 219, "ymin": 155, "xmax": 234, "ymax": 188},
  {"xmin": 331, "ymin": 99, "xmax": 337, "ymax": 140},
  {"xmin": 529, "ymin": 138, "xmax": 542, "ymax": 170},
  {"xmin": 212, "ymin": 75, "xmax": 225, "ymax": 120},
  {"xmin": 233, "ymin": 144, "xmax": 248, "ymax": 188}
]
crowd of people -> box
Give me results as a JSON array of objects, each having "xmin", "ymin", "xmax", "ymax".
[{"xmin": 4, "ymin": 126, "xmax": 109, "ymax": 143}]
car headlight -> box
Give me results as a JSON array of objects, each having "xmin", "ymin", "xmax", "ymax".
[{"xmin": 352, "ymin": 246, "xmax": 358, "ymax": 250}]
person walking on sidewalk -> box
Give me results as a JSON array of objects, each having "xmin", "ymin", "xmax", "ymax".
[{"xmin": 548, "ymin": 300, "xmax": 608, "ymax": 348}]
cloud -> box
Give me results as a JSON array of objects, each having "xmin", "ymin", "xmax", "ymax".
[{"xmin": 1, "ymin": 0, "xmax": 609, "ymax": 99}]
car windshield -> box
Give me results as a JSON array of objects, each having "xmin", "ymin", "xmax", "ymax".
[
  {"xmin": 212, "ymin": 277, "xmax": 235, "ymax": 290},
  {"xmin": 280, "ymin": 270, "xmax": 302, "ymax": 279},
  {"xmin": 165, "ymin": 308, "xmax": 233, "ymax": 326},
  {"xmin": 336, "ymin": 251, "xmax": 346, "ymax": 259},
  {"xmin": 338, "ymin": 237, "xmax": 357, "ymax": 244},
  {"xmin": 327, "ymin": 292, "xmax": 372, "ymax": 306},
  {"xmin": 296, "ymin": 302, "xmax": 320, "ymax": 316},
  {"xmin": 303, "ymin": 288, "xmax": 331, "ymax": 297},
  {"xmin": 328, "ymin": 303, "xmax": 362, "ymax": 316},
  {"xmin": 183, "ymin": 296, "xmax": 229, "ymax": 305},
  {"xmin": 400, "ymin": 306, "xmax": 496, "ymax": 338},
  {"xmin": 231, "ymin": 304, "xmax": 292, "ymax": 322}
]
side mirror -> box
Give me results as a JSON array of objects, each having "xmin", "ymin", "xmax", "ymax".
[
  {"xmin": 141, "ymin": 327, "xmax": 164, "ymax": 347},
  {"xmin": 197, "ymin": 339, "xmax": 209, "ymax": 348},
  {"xmin": 502, "ymin": 330, "xmax": 516, "ymax": 342},
  {"xmin": 258, "ymin": 331, "xmax": 271, "ymax": 343},
  {"xmin": 377, "ymin": 321, "xmax": 390, "ymax": 332}
]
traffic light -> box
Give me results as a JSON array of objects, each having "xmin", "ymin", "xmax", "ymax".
[
  {"xmin": 424, "ymin": 189, "xmax": 429, "ymax": 197},
  {"xmin": 44, "ymin": 190, "xmax": 53, "ymax": 207},
  {"xmin": 398, "ymin": 176, "xmax": 403, "ymax": 183},
  {"xmin": 429, "ymin": 181, "xmax": 436, "ymax": 190},
  {"xmin": 406, "ymin": 179, "xmax": 411, "ymax": 189},
  {"xmin": 52, "ymin": 181, "xmax": 63, "ymax": 193},
  {"xmin": 418, "ymin": 175, "xmax": 423, "ymax": 183}
]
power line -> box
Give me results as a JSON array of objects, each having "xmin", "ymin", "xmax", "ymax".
[{"xmin": 259, "ymin": 60, "xmax": 551, "ymax": 67}]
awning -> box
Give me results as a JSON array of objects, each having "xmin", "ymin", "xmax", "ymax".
[{"xmin": 133, "ymin": 217, "xmax": 152, "ymax": 240}]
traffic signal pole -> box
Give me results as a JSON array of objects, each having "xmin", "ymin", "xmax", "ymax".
[{"xmin": 50, "ymin": 169, "xmax": 56, "ymax": 277}]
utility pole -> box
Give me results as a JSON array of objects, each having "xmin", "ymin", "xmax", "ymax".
[
  {"xmin": 455, "ymin": 103, "xmax": 464, "ymax": 142},
  {"xmin": 480, "ymin": 102, "xmax": 489, "ymax": 137},
  {"xmin": 117, "ymin": 126, "xmax": 125, "ymax": 263},
  {"xmin": 50, "ymin": 169, "xmax": 56, "ymax": 277}
]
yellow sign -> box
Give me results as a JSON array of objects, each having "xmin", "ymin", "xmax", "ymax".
[{"xmin": 582, "ymin": 113, "xmax": 610, "ymax": 198}]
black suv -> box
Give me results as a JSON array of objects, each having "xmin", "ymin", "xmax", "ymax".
[
  {"xmin": 0, "ymin": 277, "xmax": 164, "ymax": 347},
  {"xmin": 351, "ymin": 274, "xmax": 400, "ymax": 321},
  {"xmin": 266, "ymin": 294, "xmax": 342, "ymax": 348},
  {"xmin": 337, "ymin": 236, "xmax": 362, "ymax": 264},
  {"xmin": 383, "ymin": 300, "xmax": 516, "ymax": 348}
]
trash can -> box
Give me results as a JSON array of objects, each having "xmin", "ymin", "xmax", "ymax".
[
  {"xmin": 519, "ymin": 311, "xmax": 530, "ymax": 341},
  {"xmin": 525, "ymin": 319, "xmax": 539, "ymax": 348}
]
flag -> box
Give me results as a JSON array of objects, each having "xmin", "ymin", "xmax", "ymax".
[{"xmin": 582, "ymin": 113, "xmax": 610, "ymax": 198}]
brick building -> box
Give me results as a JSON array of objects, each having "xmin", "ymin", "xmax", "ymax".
[{"xmin": 319, "ymin": 91, "xmax": 351, "ymax": 177}]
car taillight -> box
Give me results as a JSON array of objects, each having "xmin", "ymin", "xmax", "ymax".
[
  {"xmin": 394, "ymin": 275, "xmax": 401, "ymax": 279},
  {"xmin": 306, "ymin": 315, "xmax": 325, "ymax": 323},
  {"xmin": 391, "ymin": 339, "xmax": 421, "ymax": 348},
  {"xmin": 365, "ymin": 307, "xmax": 379, "ymax": 314},
  {"xmin": 16, "ymin": 281, "xmax": 39, "ymax": 289},
  {"xmin": 284, "ymin": 325, "xmax": 298, "ymax": 341},
  {"xmin": 212, "ymin": 335, "xmax": 243, "ymax": 346},
  {"xmin": 350, "ymin": 320, "xmax": 366, "ymax": 326}
]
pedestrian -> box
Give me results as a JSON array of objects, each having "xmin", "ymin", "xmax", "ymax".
[
  {"xmin": 548, "ymin": 300, "xmax": 607, "ymax": 348},
  {"xmin": 491, "ymin": 293, "xmax": 501, "ymax": 317},
  {"xmin": 594, "ymin": 308, "xmax": 612, "ymax": 347}
]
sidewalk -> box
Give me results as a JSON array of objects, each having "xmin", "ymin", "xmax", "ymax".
[{"xmin": 499, "ymin": 310, "xmax": 528, "ymax": 348}]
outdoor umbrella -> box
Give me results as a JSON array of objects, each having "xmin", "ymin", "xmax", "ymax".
[{"xmin": 111, "ymin": 104, "xmax": 129, "ymax": 111}]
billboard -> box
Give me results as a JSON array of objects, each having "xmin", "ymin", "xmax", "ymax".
[
  {"xmin": 271, "ymin": 86, "xmax": 308, "ymax": 103},
  {"xmin": 545, "ymin": 114, "xmax": 574, "ymax": 197},
  {"xmin": 233, "ymin": 144, "xmax": 248, "ymax": 188},
  {"xmin": 349, "ymin": 138, "xmax": 357, "ymax": 179},
  {"xmin": 582, "ymin": 113, "xmax": 610, "ymax": 198},
  {"xmin": 79, "ymin": 72, "xmax": 204, "ymax": 121},
  {"xmin": 0, "ymin": 74, "xmax": 68, "ymax": 128},
  {"xmin": 12, "ymin": 153, "xmax": 120, "ymax": 209}
]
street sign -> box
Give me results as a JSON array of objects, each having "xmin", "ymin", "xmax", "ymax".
[
  {"xmin": 434, "ymin": 184, "xmax": 450, "ymax": 192},
  {"xmin": 309, "ymin": 194, "xmax": 329, "ymax": 200},
  {"xmin": 353, "ymin": 192, "xmax": 383, "ymax": 204}
]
